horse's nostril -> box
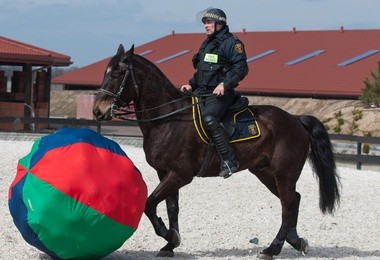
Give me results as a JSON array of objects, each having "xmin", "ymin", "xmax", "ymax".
[
  {"xmin": 93, "ymin": 108, "xmax": 103, "ymax": 120},
  {"xmin": 93, "ymin": 108, "xmax": 99, "ymax": 117}
]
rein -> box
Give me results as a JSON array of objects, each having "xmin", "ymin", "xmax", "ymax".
[
  {"xmin": 98, "ymin": 58, "xmax": 213, "ymax": 122},
  {"xmin": 111, "ymin": 93, "xmax": 212, "ymax": 122}
]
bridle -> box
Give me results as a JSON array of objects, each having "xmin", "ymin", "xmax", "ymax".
[
  {"xmin": 98, "ymin": 57, "xmax": 213, "ymax": 122},
  {"xmin": 99, "ymin": 60, "xmax": 139, "ymax": 115}
]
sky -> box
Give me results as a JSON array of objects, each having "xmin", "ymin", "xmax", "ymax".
[{"xmin": 2, "ymin": 0, "xmax": 380, "ymax": 67}]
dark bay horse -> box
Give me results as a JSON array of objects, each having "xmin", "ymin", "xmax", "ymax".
[{"xmin": 93, "ymin": 44, "xmax": 340, "ymax": 259}]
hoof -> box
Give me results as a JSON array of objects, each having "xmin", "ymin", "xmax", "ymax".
[
  {"xmin": 168, "ymin": 228, "xmax": 181, "ymax": 247},
  {"xmin": 257, "ymin": 251, "xmax": 273, "ymax": 259},
  {"xmin": 300, "ymin": 238, "xmax": 309, "ymax": 255},
  {"xmin": 156, "ymin": 250, "xmax": 174, "ymax": 257}
]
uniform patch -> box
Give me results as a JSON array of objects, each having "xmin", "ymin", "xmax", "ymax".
[
  {"xmin": 204, "ymin": 53, "xmax": 218, "ymax": 63},
  {"xmin": 234, "ymin": 43, "xmax": 244, "ymax": 54},
  {"xmin": 248, "ymin": 124, "xmax": 258, "ymax": 135}
]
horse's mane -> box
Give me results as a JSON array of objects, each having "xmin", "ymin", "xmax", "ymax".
[{"xmin": 133, "ymin": 54, "xmax": 178, "ymax": 92}]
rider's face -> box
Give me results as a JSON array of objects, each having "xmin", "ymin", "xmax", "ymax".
[{"xmin": 203, "ymin": 20, "xmax": 216, "ymax": 35}]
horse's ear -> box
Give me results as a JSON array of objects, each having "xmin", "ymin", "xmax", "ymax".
[
  {"xmin": 117, "ymin": 44, "xmax": 125, "ymax": 56},
  {"xmin": 125, "ymin": 44, "xmax": 135, "ymax": 59}
]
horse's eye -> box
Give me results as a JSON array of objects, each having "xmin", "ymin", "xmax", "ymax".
[
  {"xmin": 118, "ymin": 62, "xmax": 128, "ymax": 70},
  {"xmin": 112, "ymin": 69, "xmax": 122, "ymax": 79}
]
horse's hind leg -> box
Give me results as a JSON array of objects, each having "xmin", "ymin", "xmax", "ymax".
[
  {"xmin": 250, "ymin": 169, "xmax": 285, "ymax": 257},
  {"xmin": 250, "ymin": 168, "xmax": 304, "ymax": 258},
  {"xmin": 285, "ymin": 192, "xmax": 309, "ymax": 254},
  {"xmin": 265, "ymin": 183, "xmax": 309, "ymax": 258}
]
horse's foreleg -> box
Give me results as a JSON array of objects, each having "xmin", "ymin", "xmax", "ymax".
[
  {"xmin": 145, "ymin": 194, "xmax": 180, "ymax": 240},
  {"xmin": 145, "ymin": 193, "xmax": 181, "ymax": 257},
  {"xmin": 166, "ymin": 191, "xmax": 180, "ymax": 238},
  {"xmin": 155, "ymin": 192, "xmax": 181, "ymax": 257},
  {"xmin": 145, "ymin": 193, "xmax": 168, "ymax": 238},
  {"xmin": 144, "ymin": 171, "xmax": 190, "ymax": 257}
]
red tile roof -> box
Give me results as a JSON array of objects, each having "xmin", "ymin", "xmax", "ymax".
[
  {"xmin": 52, "ymin": 28, "xmax": 380, "ymax": 98},
  {"xmin": 0, "ymin": 36, "xmax": 71, "ymax": 66}
]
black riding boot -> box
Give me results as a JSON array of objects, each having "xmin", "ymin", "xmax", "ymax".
[{"xmin": 203, "ymin": 115, "xmax": 239, "ymax": 178}]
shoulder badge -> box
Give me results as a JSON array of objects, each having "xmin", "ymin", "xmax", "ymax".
[{"xmin": 234, "ymin": 43, "xmax": 244, "ymax": 54}]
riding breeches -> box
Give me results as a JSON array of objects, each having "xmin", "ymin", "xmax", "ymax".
[{"xmin": 200, "ymin": 90, "xmax": 235, "ymax": 120}]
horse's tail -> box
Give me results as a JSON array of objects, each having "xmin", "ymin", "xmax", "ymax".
[{"xmin": 298, "ymin": 115, "xmax": 341, "ymax": 214}]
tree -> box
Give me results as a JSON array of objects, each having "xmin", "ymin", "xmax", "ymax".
[
  {"xmin": 360, "ymin": 61, "xmax": 380, "ymax": 107},
  {"xmin": 52, "ymin": 66, "xmax": 78, "ymax": 78}
]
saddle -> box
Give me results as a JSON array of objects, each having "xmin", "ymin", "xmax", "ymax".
[{"xmin": 192, "ymin": 94, "xmax": 261, "ymax": 144}]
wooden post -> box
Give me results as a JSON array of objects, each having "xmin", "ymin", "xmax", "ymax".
[
  {"xmin": 23, "ymin": 64, "xmax": 33, "ymax": 130},
  {"xmin": 97, "ymin": 122, "xmax": 101, "ymax": 134},
  {"xmin": 356, "ymin": 141, "xmax": 362, "ymax": 170},
  {"xmin": 46, "ymin": 67, "xmax": 52, "ymax": 116}
]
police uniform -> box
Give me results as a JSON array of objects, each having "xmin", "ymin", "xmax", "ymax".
[
  {"xmin": 186, "ymin": 8, "xmax": 249, "ymax": 178},
  {"xmin": 190, "ymin": 25, "xmax": 248, "ymax": 120},
  {"xmin": 190, "ymin": 26, "xmax": 248, "ymax": 94}
]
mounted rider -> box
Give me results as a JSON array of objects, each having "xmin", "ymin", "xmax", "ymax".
[{"xmin": 181, "ymin": 8, "xmax": 249, "ymax": 178}]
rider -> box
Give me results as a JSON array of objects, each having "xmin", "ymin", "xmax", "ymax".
[{"xmin": 180, "ymin": 8, "xmax": 249, "ymax": 178}]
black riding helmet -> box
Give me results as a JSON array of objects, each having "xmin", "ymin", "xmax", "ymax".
[{"xmin": 201, "ymin": 8, "xmax": 227, "ymax": 25}]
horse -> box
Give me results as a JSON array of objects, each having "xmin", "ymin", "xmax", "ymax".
[{"xmin": 93, "ymin": 44, "xmax": 340, "ymax": 259}]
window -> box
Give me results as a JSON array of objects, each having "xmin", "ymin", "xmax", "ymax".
[
  {"xmin": 246, "ymin": 50, "xmax": 276, "ymax": 62},
  {"xmin": 155, "ymin": 50, "xmax": 191, "ymax": 64},
  {"xmin": 138, "ymin": 50, "xmax": 154, "ymax": 56},
  {"xmin": 285, "ymin": 50, "xmax": 325, "ymax": 66},
  {"xmin": 337, "ymin": 50, "xmax": 379, "ymax": 66}
]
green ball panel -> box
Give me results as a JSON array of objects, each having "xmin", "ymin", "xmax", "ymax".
[{"xmin": 23, "ymin": 174, "xmax": 135, "ymax": 259}]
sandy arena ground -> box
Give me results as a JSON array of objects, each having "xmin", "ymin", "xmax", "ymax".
[{"xmin": 1, "ymin": 139, "xmax": 379, "ymax": 259}]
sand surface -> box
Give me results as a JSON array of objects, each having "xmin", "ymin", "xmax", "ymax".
[{"xmin": 1, "ymin": 139, "xmax": 379, "ymax": 259}]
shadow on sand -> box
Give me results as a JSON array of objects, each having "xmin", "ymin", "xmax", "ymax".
[{"xmin": 97, "ymin": 245, "xmax": 380, "ymax": 259}]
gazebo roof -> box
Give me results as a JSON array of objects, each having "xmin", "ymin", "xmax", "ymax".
[{"xmin": 0, "ymin": 36, "xmax": 71, "ymax": 66}]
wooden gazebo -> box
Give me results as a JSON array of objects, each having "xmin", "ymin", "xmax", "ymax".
[{"xmin": 0, "ymin": 36, "xmax": 71, "ymax": 130}]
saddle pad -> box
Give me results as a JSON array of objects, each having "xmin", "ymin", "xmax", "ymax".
[{"xmin": 192, "ymin": 97, "xmax": 261, "ymax": 144}]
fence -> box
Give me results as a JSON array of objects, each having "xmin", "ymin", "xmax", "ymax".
[
  {"xmin": 329, "ymin": 134, "xmax": 380, "ymax": 170},
  {"xmin": 0, "ymin": 116, "xmax": 139, "ymax": 136},
  {"xmin": 1, "ymin": 116, "xmax": 379, "ymax": 170}
]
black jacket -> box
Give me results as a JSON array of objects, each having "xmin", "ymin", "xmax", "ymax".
[{"xmin": 189, "ymin": 25, "xmax": 248, "ymax": 91}]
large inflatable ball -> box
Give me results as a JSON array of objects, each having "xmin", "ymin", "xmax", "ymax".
[{"xmin": 8, "ymin": 128, "xmax": 147, "ymax": 259}]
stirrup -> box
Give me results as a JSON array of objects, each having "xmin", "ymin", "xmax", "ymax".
[{"xmin": 219, "ymin": 160, "xmax": 239, "ymax": 179}]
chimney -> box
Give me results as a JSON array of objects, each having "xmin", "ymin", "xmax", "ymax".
[
  {"xmin": 243, "ymin": 28, "xmax": 246, "ymax": 34},
  {"xmin": 172, "ymin": 30, "xmax": 175, "ymax": 36},
  {"xmin": 340, "ymin": 26, "xmax": 344, "ymax": 33},
  {"xmin": 292, "ymin": 27, "xmax": 296, "ymax": 34}
]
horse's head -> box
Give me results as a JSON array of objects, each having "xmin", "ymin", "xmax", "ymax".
[{"xmin": 93, "ymin": 44, "xmax": 138, "ymax": 121}]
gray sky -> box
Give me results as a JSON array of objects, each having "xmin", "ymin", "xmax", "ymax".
[{"xmin": 2, "ymin": 0, "xmax": 380, "ymax": 67}]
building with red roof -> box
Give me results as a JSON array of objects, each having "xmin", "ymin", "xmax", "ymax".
[{"xmin": 53, "ymin": 28, "xmax": 380, "ymax": 98}]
